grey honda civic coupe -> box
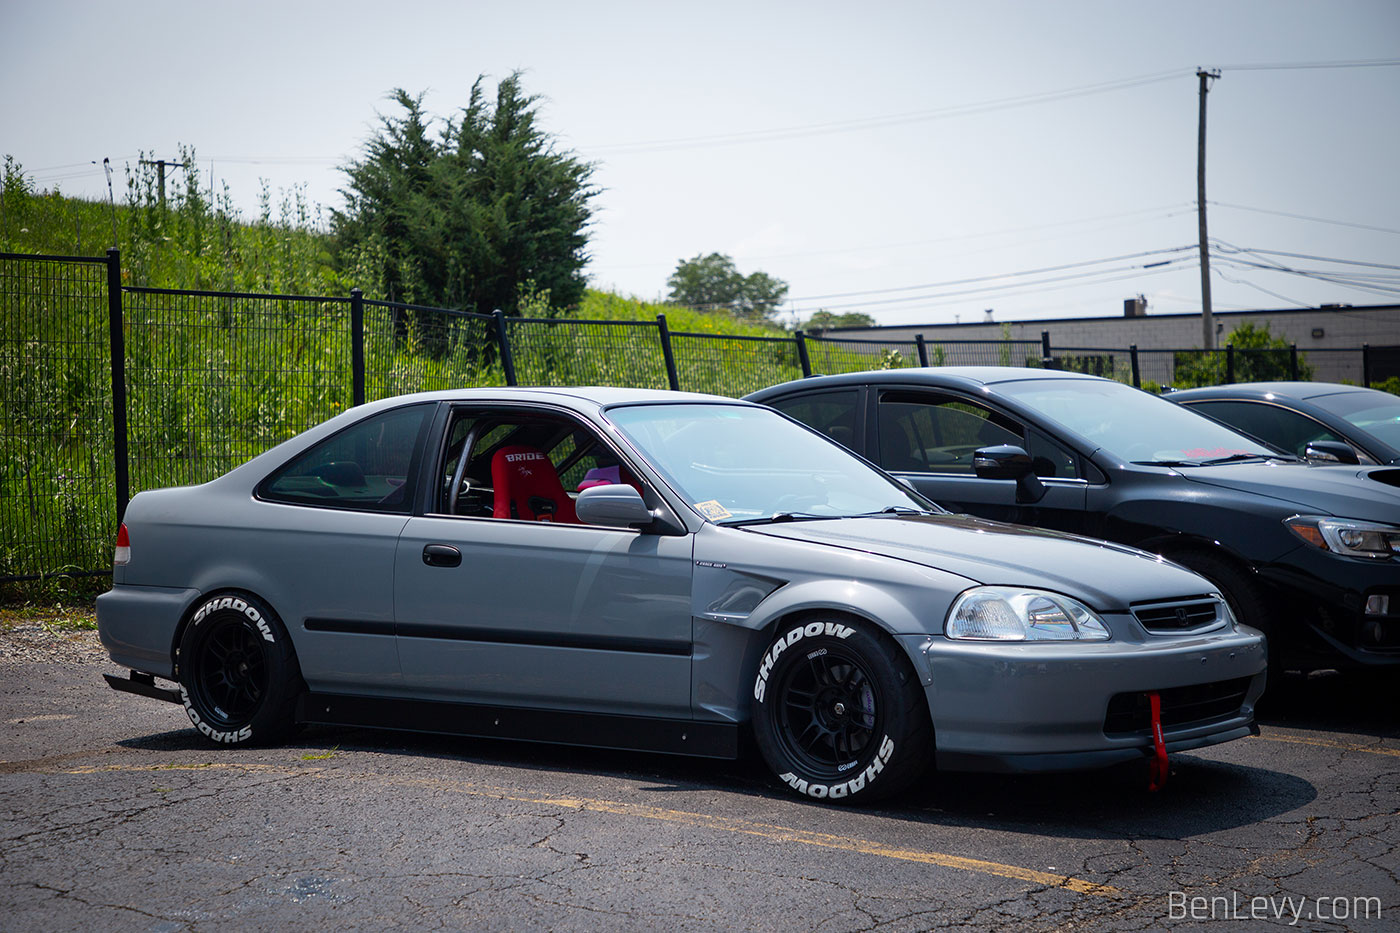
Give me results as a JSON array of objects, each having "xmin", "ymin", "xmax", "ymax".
[{"xmin": 98, "ymin": 387, "xmax": 1266, "ymax": 802}]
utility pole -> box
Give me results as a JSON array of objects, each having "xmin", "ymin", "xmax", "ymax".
[
  {"xmin": 139, "ymin": 158, "xmax": 184, "ymax": 208},
  {"xmin": 1197, "ymin": 68, "xmax": 1221, "ymax": 349}
]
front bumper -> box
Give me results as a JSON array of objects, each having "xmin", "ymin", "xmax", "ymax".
[
  {"xmin": 1260, "ymin": 544, "xmax": 1400, "ymax": 665},
  {"xmin": 900, "ymin": 627, "xmax": 1267, "ymax": 773}
]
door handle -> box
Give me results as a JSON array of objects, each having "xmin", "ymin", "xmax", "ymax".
[{"xmin": 422, "ymin": 544, "xmax": 462, "ymax": 568}]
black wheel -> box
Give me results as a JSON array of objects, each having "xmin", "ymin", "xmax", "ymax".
[
  {"xmin": 177, "ymin": 593, "xmax": 302, "ymax": 746},
  {"xmin": 751, "ymin": 617, "xmax": 932, "ymax": 803}
]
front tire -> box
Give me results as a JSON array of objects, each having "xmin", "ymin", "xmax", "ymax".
[
  {"xmin": 177, "ymin": 593, "xmax": 301, "ymax": 746},
  {"xmin": 752, "ymin": 617, "xmax": 932, "ymax": 803}
]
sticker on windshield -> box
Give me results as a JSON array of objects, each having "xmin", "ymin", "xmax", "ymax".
[{"xmin": 695, "ymin": 500, "xmax": 733, "ymax": 521}]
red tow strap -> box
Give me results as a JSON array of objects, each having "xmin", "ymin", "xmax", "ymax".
[{"xmin": 1147, "ymin": 691, "xmax": 1168, "ymax": 792}]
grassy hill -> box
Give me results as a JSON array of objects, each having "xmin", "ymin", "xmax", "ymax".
[{"xmin": 1, "ymin": 162, "xmax": 813, "ymax": 596}]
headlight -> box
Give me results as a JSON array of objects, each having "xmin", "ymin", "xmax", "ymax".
[
  {"xmin": 945, "ymin": 586, "xmax": 1111, "ymax": 641},
  {"xmin": 1285, "ymin": 515, "xmax": 1400, "ymax": 560}
]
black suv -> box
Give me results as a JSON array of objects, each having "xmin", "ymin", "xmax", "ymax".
[{"xmin": 748, "ymin": 367, "xmax": 1400, "ymax": 669}]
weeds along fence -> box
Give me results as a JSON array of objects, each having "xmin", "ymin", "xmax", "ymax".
[{"xmin": 0, "ymin": 249, "xmax": 1390, "ymax": 585}]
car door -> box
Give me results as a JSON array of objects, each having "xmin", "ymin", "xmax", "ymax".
[
  {"xmin": 866, "ymin": 387, "xmax": 1091, "ymax": 532},
  {"xmin": 392, "ymin": 404, "xmax": 695, "ymax": 717}
]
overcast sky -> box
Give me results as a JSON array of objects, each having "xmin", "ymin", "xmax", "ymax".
[{"xmin": 4, "ymin": 0, "xmax": 1398, "ymax": 329}]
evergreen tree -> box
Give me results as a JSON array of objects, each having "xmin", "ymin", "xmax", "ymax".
[{"xmin": 333, "ymin": 75, "xmax": 596, "ymax": 353}]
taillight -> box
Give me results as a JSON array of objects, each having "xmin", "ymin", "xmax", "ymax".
[{"xmin": 114, "ymin": 523, "xmax": 130, "ymax": 566}]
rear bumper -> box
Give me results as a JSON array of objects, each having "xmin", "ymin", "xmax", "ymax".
[
  {"xmin": 901, "ymin": 627, "xmax": 1267, "ymax": 772},
  {"xmin": 96, "ymin": 584, "xmax": 200, "ymax": 678}
]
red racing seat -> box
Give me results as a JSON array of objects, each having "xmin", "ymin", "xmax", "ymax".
[{"xmin": 491, "ymin": 445, "xmax": 578, "ymax": 523}]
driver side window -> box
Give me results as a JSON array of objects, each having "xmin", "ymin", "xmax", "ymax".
[
  {"xmin": 436, "ymin": 409, "xmax": 644, "ymax": 525},
  {"xmin": 877, "ymin": 391, "xmax": 1079, "ymax": 479}
]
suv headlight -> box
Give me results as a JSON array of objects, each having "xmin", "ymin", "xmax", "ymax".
[
  {"xmin": 945, "ymin": 586, "xmax": 1111, "ymax": 641},
  {"xmin": 1285, "ymin": 516, "xmax": 1400, "ymax": 560}
]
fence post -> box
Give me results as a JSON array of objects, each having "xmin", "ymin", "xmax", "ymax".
[
  {"xmin": 1289, "ymin": 344, "xmax": 1299, "ymax": 381},
  {"xmin": 106, "ymin": 248, "xmax": 130, "ymax": 526},
  {"xmin": 794, "ymin": 330, "xmax": 812, "ymax": 377},
  {"xmin": 493, "ymin": 309, "xmax": 517, "ymax": 386},
  {"xmin": 1040, "ymin": 330, "xmax": 1054, "ymax": 369},
  {"xmin": 915, "ymin": 334, "xmax": 930, "ymax": 367},
  {"xmin": 1226, "ymin": 344, "xmax": 1235, "ymax": 384},
  {"xmin": 1362, "ymin": 344, "xmax": 1371, "ymax": 387},
  {"xmin": 656, "ymin": 314, "xmax": 680, "ymax": 391},
  {"xmin": 1130, "ymin": 344, "xmax": 1141, "ymax": 389},
  {"xmin": 350, "ymin": 288, "xmax": 365, "ymax": 406}
]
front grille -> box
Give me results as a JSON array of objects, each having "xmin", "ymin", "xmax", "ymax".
[
  {"xmin": 1103, "ymin": 677, "xmax": 1253, "ymax": 736},
  {"xmin": 1132, "ymin": 596, "xmax": 1224, "ymax": 633}
]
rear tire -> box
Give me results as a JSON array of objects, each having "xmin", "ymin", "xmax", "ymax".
[
  {"xmin": 751, "ymin": 617, "xmax": 932, "ymax": 803},
  {"xmin": 177, "ymin": 593, "xmax": 302, "ymax": 746}
]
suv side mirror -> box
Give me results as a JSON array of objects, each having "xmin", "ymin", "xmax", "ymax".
[
  {"xmin": 1304, "ymin": 440, "xmax": 1360, "ymax": 465},
  {"xmin": 973, "ymin": 445, "xmax": 1047, "ymax": 503},
  {"xmin": 576, "ymin": 484, "xmax": 657, "ymax": 528}
]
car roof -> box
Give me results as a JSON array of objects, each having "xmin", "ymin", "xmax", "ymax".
[
  {"xmin": 354, "ymin": 385, "xmax": 756, "ymax": 416},
  {"xmin": 1169, "ymin": 382, "xmax": 1382, "ymax": 403},
  {"xmin": 746, "ymin": 366, "xmax": 1102, "ymax": 399}
]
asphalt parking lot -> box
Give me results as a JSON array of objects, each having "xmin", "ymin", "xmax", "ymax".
[{"xmin": 2, "ymin": 627, "xmax": 1397, "ymax": 932}]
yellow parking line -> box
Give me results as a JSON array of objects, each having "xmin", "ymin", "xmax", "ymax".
[
  {"xmin": 65, "ymin": 762, "xmax": 1119, "ymax": 898},
  {"xmin": 1256, "ymin": 733, "xmax": 1400, "ymax": 757}
]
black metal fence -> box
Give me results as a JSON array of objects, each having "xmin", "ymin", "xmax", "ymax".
[
  {"xmin": 1, "ymin": 253, "xmax": 114, "ymax": 582},
  {"xmin": 0, "ymin": 248, "xmax": 1393, "ymax": 584}
]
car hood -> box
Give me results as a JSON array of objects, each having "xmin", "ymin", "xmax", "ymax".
[
  {"xmin": 742, "ymin": 514, "xmax": 1212, "ymax": 610},
  {"xmin": 1174, "ymin": 461, "xmax": 1400, "ymax": 520}
]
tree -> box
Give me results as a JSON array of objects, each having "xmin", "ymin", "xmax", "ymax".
[
  {"xmin": 333, "ymin": 75, "xmax": 596, "ymax": 351},
  {"xmin": 802, "ymin": 310, "xmax": 875, "ymax": 332},
  {"xmin": 667, "ymin": 253, "xmax": 788, "ymax": 321},
  {"xmin": 1173, "ymin": 321, "xmax": 1314, "ymax": 388}
]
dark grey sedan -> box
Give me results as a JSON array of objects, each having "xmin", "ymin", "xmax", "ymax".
[
  {"xmin": 1168, "ymin": 382, "xmax": 1400, "ymax": 465},
  {"xmin": 98, "ymin": 387, "xmax": 1264, "ymax": 802}
]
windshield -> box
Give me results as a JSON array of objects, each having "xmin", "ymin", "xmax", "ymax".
[
  {"xmin": 994, "ymin": 378, "xmax": 1278, "ymax": 464},
  {"xmin": 606, "ymin": 403, "xmax": 937, "ymax": 523},
  {"xmin": 1311, "ymin": 390, "xmax": 1400, "ymax": 450}
]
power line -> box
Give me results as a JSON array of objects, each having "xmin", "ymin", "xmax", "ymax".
[
  {"xmin": 1212, "ymin": 242, "xmax": 1400, "ymax": 272},
  {"xmin": 787, "ymin": 258, "xmax": 1196, "ymax": 313},
  {"xmin": 1210, "ymin": 201, "xmax": 1400, "ymax": 236},
  {"xmin": 1213, "ymin": 268, "xmax": 1311, "ymax": 307},
  {"xmin": 1213, "ymin": 256, "xmax": 1400, "ymax": 299},
  {"xmin": 787, "ymin": 246, "xmax": 1197, "ymax": 303},
  {"xmin": 582, "ymin": 69, "xmax": 1185, "ymax": 154},
  {"xmin": 1218, "ymin": 57, "xmax": 1400, "ymax": 71}
]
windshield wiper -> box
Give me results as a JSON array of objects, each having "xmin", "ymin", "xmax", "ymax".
[
  {"xmin": 718, "ymin": 511, "xmax": 834, "ymax": 527},
  {"xmin": 848, "ymin": 505, "xmax": 939, "ymax": 517},
  {"xmin": 1199, "ymin": 453, "xmax": 1280, "ymax": 465},
  {"xmin": 1133, "ymin": 453, "xmax": 1295, "ymax": 467}
]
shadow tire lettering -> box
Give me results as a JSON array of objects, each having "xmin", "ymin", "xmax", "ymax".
[
  {"xmin": 177, "ymin": 592, "xmax": 303, "ymax": 747},
  {"xmin": 751, "ymin": 617, "xmax": 933, "ymax": 804}
]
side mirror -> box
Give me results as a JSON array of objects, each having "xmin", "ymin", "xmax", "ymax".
[
  {"xmin": 1304, "ymin": 440, "xmax": 1360, "ymax": 465},
  {"xmin": 575, "ymin": 484, "xmax": 656, "ymax": 528},
  {"xmin": 973, "ymin": 445, "xmax": 1047, "ymax": 503}
]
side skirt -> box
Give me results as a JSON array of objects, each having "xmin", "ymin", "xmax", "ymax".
[{"xmin": 296, "ymin": 692, "xmax": 740, "ymax": 760}]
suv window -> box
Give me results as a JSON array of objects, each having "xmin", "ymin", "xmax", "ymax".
[
  {"xmin": 767, "ymin": 390, "xmax": 860, "ymax": 450},
  {"xmin": 1186, "ymin": 400, "xmax": 1340, "ymax": 458},
  {"xmin": 877, "ymin": 391, "xmax": 1079, "ymax": 478},
  {"xmin": 260, "ymin": 404, "xmax": 430, "ymax": 512}
]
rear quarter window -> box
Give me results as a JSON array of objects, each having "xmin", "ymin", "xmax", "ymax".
[{"xmin": 258, "ymin": 404, "xmax": 431, "ymax": 512}]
